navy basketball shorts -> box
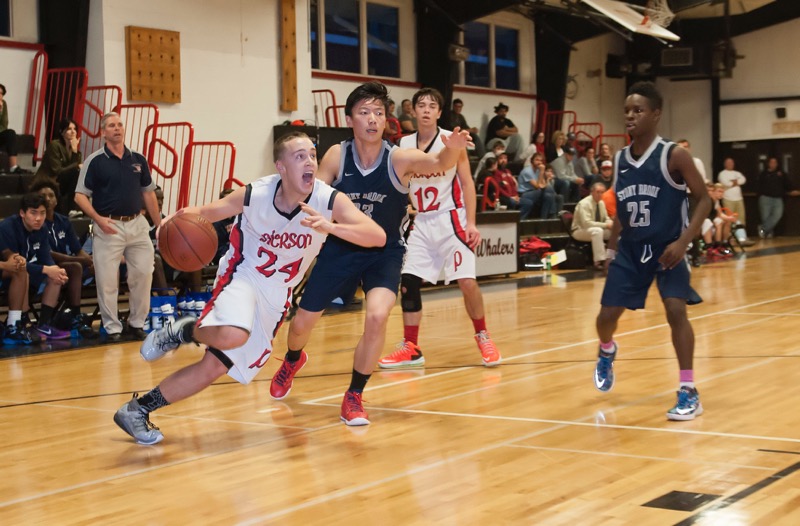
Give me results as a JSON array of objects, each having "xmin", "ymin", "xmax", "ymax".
[
  {"xmin": 601, "ymin": 240, "xmax": 702, "ymax": 310},
  {"xmin": 299, "ymin": 243, "xmax": 405, "ymax": 313}
]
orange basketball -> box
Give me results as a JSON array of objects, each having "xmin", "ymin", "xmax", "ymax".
[{"xmin": 158, "ymin": 213, "xmax": 218, "ymax": 272}]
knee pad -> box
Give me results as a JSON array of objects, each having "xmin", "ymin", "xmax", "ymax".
[{"xmin": 400, "ymin": 273, "xmax": 422, "ymax": 313}]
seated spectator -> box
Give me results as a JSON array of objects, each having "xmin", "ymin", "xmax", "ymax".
[
  {"xmin": 485, "ymin": 102, "xmax": 524, "ymax": 161},
  {"xmin": 32, "ymin": 118, "xmax": 83, "ymax": 215},
  {"xmin": 0, "ymin": 194, "xmax": 70, "ymax": 341},
  {"xmin": 571, "ymin": 182, "xmax": 613, "ymax": 270},
  {"xmin": 0, "ymin": 251, "xmax": 32, "ymax": 344},
  {"xmin": 398, "ymin": 99, "xmax": 417, "ymax": 134},
  {"xmin": 702, "ymin": 183, "xmax": 736, "ymax": 257},
  {"xmin": 519, "ymin": 153, "xmax": 557, "ymax": 219},
  {"xmin": 0, "ymin": 83, "xmax": 32, "ymax": 174},
  {"xmin": 550, "ymin": 146, "xmax": 583, "ymax": 202},
  {"xmin": 546, "ymin": 131, "xmax": 566, "ymax": 163},
  {"xmin": 31, "ymin": 179, "xmax": 96, "ymax": 337},
  {"xmin": 476, "ymin": 156, "xmax": 498, "ymax": 194},
  {"xmin": 448, "ymin": 98, "xmax": 485, "ymax": 157},
  {"xmin": 596, "ymin": 142, "xmax": 614, "ymax": 166},
  {"xmin": 596, "ymin": 160, "xmax": 614, "ymax": 190},
  {"xmin": 474, "ymin": 142, "xmax": 506, "ymax": 180},
  {"xmin": 575, "ymin": 145, "xmax": 599, "ymax": 193},
  {"xmin": 489, "ymin": 152, "xmax": 520, "ymax": 209},
  {"xmin": 383, "ymin": 99, "xmax": 401, "ymax": 141},
  {"xmin": 602, "ymin": 186, "xmax": 616, "ymax": 220},
  {"xmin": 532, "ymin": 131, "xmax": 546, "ymax": 156}
]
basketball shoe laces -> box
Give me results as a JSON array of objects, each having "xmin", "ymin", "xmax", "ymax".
[
  {"xmin": 154, "ymin": 320, "xmax": 183, "ymax": 351},
  {"xmin": 131, "ymin": 395, "xmax": 161, "ymax": 434},
  {"xmin": 385, "ymin": 340, "xmax": 419, "ymax": 362},
  {"xmin": 273, "ymin": 358, "xmax": 298, "ymax": 388},
  {"xmin": 597, "ymin": 354, "xmax": 612, "ymax": 379},
  {"xmin": 475, "ymin": 331, "xmax": 498, "ymax": 360},
  {"xmin": 344, "ymin": 391, "xmax": 366, "ymax": 414}
]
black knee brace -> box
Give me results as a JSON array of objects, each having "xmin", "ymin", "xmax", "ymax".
[{"xmin": 400, "ymin": 273, "xmax": 422, "ymax": 313}]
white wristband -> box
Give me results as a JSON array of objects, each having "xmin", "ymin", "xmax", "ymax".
[{"xmin": 606, "ymin": 248, "xmax": 617, "ymax": 260}]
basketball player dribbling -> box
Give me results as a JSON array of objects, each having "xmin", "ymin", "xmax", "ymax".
[
  {"xmin": 593, "ymin": 81, "xmax": 712, "ymax": 420},
  {"xmin": 113, "ymin": 132, "xmax": 385, "ymax": 445},
  {"xmin": 377, "ymin": 87, "xmax": 500, "ymax": 369},
  {"xmin": 267, "ymin": 81, "xmax": 473, "ymax": 426}
]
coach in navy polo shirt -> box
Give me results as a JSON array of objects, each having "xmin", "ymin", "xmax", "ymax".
[{"xmin": 75, "ymin": 112, "xmax": 161, "ymax": 341}]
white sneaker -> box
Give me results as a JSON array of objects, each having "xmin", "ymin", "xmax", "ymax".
[
  {"xmin": 113, "ymin": 395, "xmax": 164, "ymax": 445},
  {"xmin": 140, "ymin": 316, "xmax": 196, "ymax": 362}
]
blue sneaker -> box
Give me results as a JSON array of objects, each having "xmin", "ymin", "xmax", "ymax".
[
  {"xmin": 667, "ymin": 386, "xmax": 703, "ymax": 421},
  {"xmin": 593, "ymin": 344, "xmax": 617, "ymax": 392}
]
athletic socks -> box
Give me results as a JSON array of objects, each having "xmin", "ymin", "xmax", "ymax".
[
  {"xmin": 39, "ymin": 305, "xmax": 56, "ymax": 325},
  {"xmin": 137, "ymin": 386, "xmax": 170, "ymax": 414},
  {"xmin": 348, "ymin": 369, "xmax": 371, "ymax": 393},
  {"xmin": 679, "ymin": 369, "xmax": 695, "ymax": 389},
  {"xmin": 600, "ymin": 340, "xmax": 617, "ymax": 353},
  {"xmin": 472, "ymin": 317, "xmax": 487, "ymax": 334},
  {"xmin": 179, "ymin": 320, "xmax": 195, "ymax": 343},
  {"xmin": 7, "ymin": 310, "xmax": 21, "ymax": 327},
  {"xmin": 404, "ymin": 325, "xmax": 419, "ymax": 345},
  {"xmin": 286, "ymin": 349, "xmax": 303, "ymax": 362}
]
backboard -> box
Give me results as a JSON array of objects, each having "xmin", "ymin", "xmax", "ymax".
[{"xmin": 581, "ymin": 0, "xmax": 681, "ymax": 42}]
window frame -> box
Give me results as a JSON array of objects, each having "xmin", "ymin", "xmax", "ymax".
[
  {"xmin": 313, "ymin": 0, "xmax": 403, "ymax": 78},
  {"xmin": 459, "ymin": 18, "xmax": 523, "ymax": 92}
]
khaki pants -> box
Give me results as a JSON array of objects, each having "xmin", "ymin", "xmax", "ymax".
[
  {"xmin": 723, "ymin": 198, "xmax": 746, "ymax": 227},
  {"xmin": 572, "ymin": 226, "xmax": 611, "ymax": 263},
  {"xmin": 92, "ymin": 215, "xmax": 154, "ymax": 334}
]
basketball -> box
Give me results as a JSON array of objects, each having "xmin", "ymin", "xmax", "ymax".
[{"xmin": 158, "ymin": 213, "xmax": 218, "ymax": 272}]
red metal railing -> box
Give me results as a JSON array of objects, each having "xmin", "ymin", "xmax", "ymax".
[
  {"xmin": 144, "ymin": 122, "xmax": 194, "ymax": 215},
  {"xmin": 596, "ymin": 133, "xmax": 631, "ymax": 155},
  {"xmin": 42, "ymin": 68, "xmax": 89, "ymax": 160},
  {"xmin": 117, "ymin": 103, "xmax": 160, "ymax": 155},
  {"xmin": 535, "ymin": 100, "xmax": 548, "ymax": 135},
  {"xmin": 569, "ymin": 122, "xmax": 604, "ymax": 152},
  {"xmin": 325, "ymin": 104, "xmax": 347, "ymax": 128},
  {"xmin": 24, "ymin": 50, "xmax": 48, "ymax": 163},
  {"xmin": 180, "ymin": 141, "xmax": 236, "ymax": 209},
  {"xmin": 542, "ymin": 110, "xmax": 577, "ymax": 145},
  {"xmin": 312, "ymin": 89, "xmax": 337, "ymax": 126},
  {"xmin": 81, "ymin": 85, "xmax": 122, "ymax": 158}
]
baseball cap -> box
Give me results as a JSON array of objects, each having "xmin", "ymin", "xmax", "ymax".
[{"xmin": 601, "ymin": 160, "xmax": 613, "ymax": 168}]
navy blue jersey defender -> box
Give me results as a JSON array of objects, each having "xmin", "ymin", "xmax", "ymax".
[
  {"xmin": 327, "ymin": 138, "xmax": 409, "ymax": 250},
  {"xmin": 602, "ymin": 136, "xmax": 701, "ymax": 310},
  {"xmin": 613, "ymin": 137, "xmax": 688, "ymax": 246},
  {"xmin": 299, "ymin": 139, "xmax": 409, "ymax": 312}
]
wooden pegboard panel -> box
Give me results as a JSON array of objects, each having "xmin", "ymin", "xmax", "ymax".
[{"xmin": 125, "ymin": 26, "xmax": 181, "ymax": 104}]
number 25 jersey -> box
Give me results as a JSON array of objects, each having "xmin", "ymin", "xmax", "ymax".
[
  {"xmin": 614, "ymin": 136, "xmax": 688, "ymax": 245},
  {"xmin": 219, "ymin": 174, "xmax": 337, "ymax": 289}
]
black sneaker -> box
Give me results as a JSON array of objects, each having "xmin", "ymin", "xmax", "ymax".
[
  {"xmin": 3, "ymin": 321, "xmax": 34, "ymax": 345},
  {"xmin": 71, "ymin": 314, "xmax": 98, "ymax": 339}
]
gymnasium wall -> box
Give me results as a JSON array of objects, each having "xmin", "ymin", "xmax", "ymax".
[{"xmin": 720, "ymin": 17, "xmax": 800, "ymax": 142}]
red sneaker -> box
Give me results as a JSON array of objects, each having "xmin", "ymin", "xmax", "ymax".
[
  {"xmin": 475, "ymin": 330, "xmax": 501, "ymax": 366},
  {"xmin": 269, "ymin": 351, "xmax": 308, "ymax": 400},
  {"xmin": 378, "ymin": 339, "xmax": 425, "ymax": 369},
  {"xmin": 340, "ymin": 390, "xmax": 370, "ymax": 426}
]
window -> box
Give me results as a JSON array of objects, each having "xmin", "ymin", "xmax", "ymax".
[
  {"xmin": 495, "ymin": 26, "xmax": 519, "ymax": 91},
  {"xmin": 325, "ymin": 0, "xmax": 360, "ymax": 74},
  {"xmin": 464, "ymin": 22, "xmax": 490, "ymax": 87},
  {"xmin": 462, "ymin": 21, "xmax": 520, "ymax": 91},
  {"xmin": 0, "ymin": 0, "xmax": 10, "ymax": 37},
  {"xmin": 314, "ymin": 0, "xmax": 400, "ymax": 78},
  {"xmin": 366, "ymin": 4, "xmax": 398, "ymax": 78}
]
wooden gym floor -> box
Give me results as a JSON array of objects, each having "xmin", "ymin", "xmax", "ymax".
[{"xmin": 1, "ymin": 238, "xmax": 799, "ymax": 525}]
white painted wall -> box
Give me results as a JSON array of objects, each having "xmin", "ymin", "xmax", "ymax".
[
  {"xmin": 0, "ymin": 47, "xmax": 40, "ymax": 131},
  {"xmin": 86, "ymin": 0, "xmax": 315, "ymax": 182},
  {"xmin": 564, "ymin": 33, "xmax": 627, "ymax": 136},
  {"xmin": 656, "ymin": 78, "xmax": 712, "ymax": 172},
  {"xmin": 719, "ymin": 17, "xmax": 800, "ymax": 142}
]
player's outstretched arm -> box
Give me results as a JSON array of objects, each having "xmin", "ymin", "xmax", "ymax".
[
  {"xmin": 171, "ymin": 186, "xmax": 247, "ymax": 226},
  {"xmin": 456, "ymin": 149, "xmax": 481, "ymax": 249},
  {"xmin": 316, "ymin": 144, "xmax": 342, "ymax": 185},
  {"xmin": 392, "ymin": 127, "xmax": 473, "ymax": 184},
  {"xmin": 301, "ymin": 194, "xmax": 386, "ymax": 248}
]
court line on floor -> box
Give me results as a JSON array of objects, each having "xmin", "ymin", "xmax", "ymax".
[
  {"xmin": 504, "ymin": 444, "xmax": 776, "ymax": 471},
  {"xmin": 303, "ymin": 292, "xmax": 800, "ymax": 403}
]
